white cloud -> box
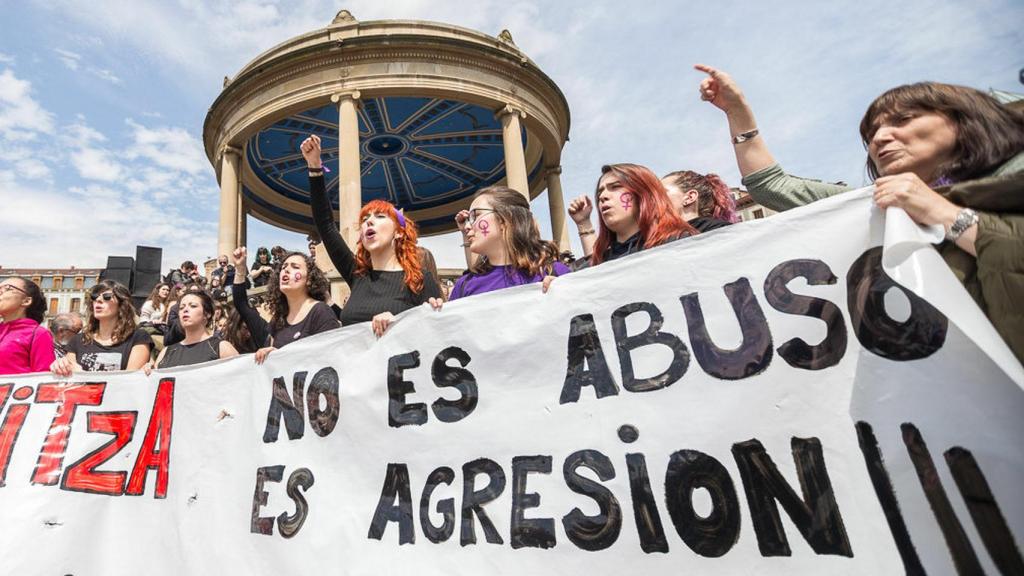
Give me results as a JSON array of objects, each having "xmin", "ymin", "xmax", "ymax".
[
  {"xmin": 87, "ymin": 67, "xmax": 122, "ymax": 85},
  {"xmin": 54, "ymin": 48, "xmax": 82, "ymax": 71},
  {"xmin": 125, "ymin": 118, "xmax": 210, "ymax": 176},
  {"xmin": 0, "ymin": 68, "xmax": 56, "ymax": 141},
  {"xmin": 0, "ymin": 53, "xmax": 15, "ymax": 64}
]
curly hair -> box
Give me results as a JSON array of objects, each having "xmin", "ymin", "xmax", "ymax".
[
  {"xmin": 354, "ymin": 199, "xmax": 425, "ymax": 294},
  {"xmin": 222, "ymin": 308, "xmax": 257, "ymax": 353},
  {"xmin": 265, "ymin": 252, "xmax": 331, "ymax": 333},
  {"xmin": 592, "ymin": 164, "xmax": 696, "ymax": 265},
  {"xmin": 468, "ymin": 186, "xmax": 561, "ymax": 278},
  {"xmin": 83, "ymin": 280, "xmax": 138, "ymax": 345},
  {"xmin": 662, "ymin": 170, "xmax": 738, "ymax": 223},
  {"xmin": 860, "ymin": 82, "xmax": 1024, "ymax": 183}
]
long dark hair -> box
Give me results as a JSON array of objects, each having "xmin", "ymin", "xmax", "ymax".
[
  {"xmin": 860, "ymin": 82, "xmax": 1024, "ymax": 182},
  {"xmin": 10, "ymin": 277, "xmax": 46, "ymax": 324},
  {"xmin": 146, "ymin": 282, "xmax": 171, "ymax": 308},
  {"xmin": 222, "ymin": 309, "xmax": 257, "ymax": 353},
  {"xmin": 265, "ymin": 252, "xmax": 331, "ymax": 333},
  {"xmin": 469, "ymin": 186, "xmax": 560, "ymax": 278},
  {"xmin": 83, "ymin": 280, "xmax": 137, "ymax": 345},
  {"xmin": 592, "ymin": 164, "xmax": 696, "ymax": 265}
]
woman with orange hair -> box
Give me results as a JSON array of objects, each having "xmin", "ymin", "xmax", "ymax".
[
  {"xmin": 567, "ymin": 163, "xmax": 698, "ymax": 267},
  {"xmin": 302, "ymin": 135, "xmax": 442, "ymax": 336}
]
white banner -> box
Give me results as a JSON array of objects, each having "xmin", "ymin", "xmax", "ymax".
[{"xmin": 1, "ymin": 189, "xmax": 1021, "ymax": 575}]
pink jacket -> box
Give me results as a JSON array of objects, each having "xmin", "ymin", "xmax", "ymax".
[{"xmin": 0, "ymin": 318, "xmax": 56, "ymax": 375}]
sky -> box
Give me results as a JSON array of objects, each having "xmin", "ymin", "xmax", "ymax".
[{"xmin": 1, "ymin": 0, "xmax": 1021, "ymax": 272}]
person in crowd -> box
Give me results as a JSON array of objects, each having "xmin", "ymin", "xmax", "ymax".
[
  {"xmin": 432, "ymin": 186, "xmax": 569, "ymax": 306},
  {"xmin": 662, "ymin": 170, "xmax": 738, "ymax": 231},
  {"xmin": 50, "ymin": 280, "xmax": 153, "ymax": 374},
  {"xmin": 166, "ymin": 260, "xmax": 197, "ymax": 287},
  {"xmin": 230, "ymin": 247, "xmax": 271, "ymax": 349},
  {"xmin": 49, "ymin": 311, "xmax": 84, "ymax": 359},
  {"xmin": 696, "ymin": 64, "xmax": 1024, "ymax": 360},
  {"xmin": 271, "ymin": 246, "xmax": 287, "ymax": 265},
  {"xmin": 221, "ymin": 308, "xmax": 258, "ymax": 354},
  {"xmin": 250, "ymin": 247, "xmax": 274, "ymax": 288},
  {"xmin": 0, "ymin": 277, "xmax": 56, "ymax": 375},
  {"xmin": 163, "ymin": 282, "xmax": 205, "ymax": 347},
  {"xmin": 566, "ymin": 163, "xmax": 698, "ymax": 266},
  {"xmin": 139, "ymin": 282, "xmax": 172, "ymax": 328},
  {"xmin": 230, "ymin": 243, "xmax": 337, "ymax": 360},
  {"xmin": 301, "ymin": 134, "xmax": 442, "ymax": 336},
  {"xmin": 418, "ymin": 246, "xmax": 445, "ymax": 299},
  {"xmin": 209, "ymin": 255, "xmax": 231, "ymax": 287},
  {"xmin": 146, "ymin": 290, "xmax": 238, "ymax": 371}
]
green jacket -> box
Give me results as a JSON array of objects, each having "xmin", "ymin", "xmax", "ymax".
[{"xmin": 742, "ymin": 153, "xmax": 1024, "ymax": 363}]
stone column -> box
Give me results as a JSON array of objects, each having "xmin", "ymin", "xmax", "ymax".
[
  {"xmin": 217, "ymin": 145, "xmax": 241, "ymax": 258},
  {"xmin": 545, "ymin": 166, "xmax": 571, "ymax": 252},
  {"xmin": 498, "ymin": 104, "xmax": 529, "ymax": 200},
  {"xmin": 331, "ymin": 90, "xmax": 363, "ymax": 248},
  {"xmin": 235, "ymin": 195, "xmax": 247, "ymax": 250}
]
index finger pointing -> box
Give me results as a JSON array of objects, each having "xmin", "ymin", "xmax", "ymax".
[{"xmin": 694, "ymin": 63, "xmax": 720, "ymax": 77}]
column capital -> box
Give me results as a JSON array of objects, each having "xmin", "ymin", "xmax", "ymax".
[
  {"xmin": 497, "ymin": 103, "xmax": 527, "ymax": 120},
  {"xmin": 218, "ymin": 144, "xmax": 241, "ymax": 161},
  {"xmin": 331, "ymin": 90, "xmax": 362, "ymax": 103},
  {"xmin": 545, "ymin": 165, "xmax": 562, "ymax": 177}
]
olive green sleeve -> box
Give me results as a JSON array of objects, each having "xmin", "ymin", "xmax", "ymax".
[
  {"xmin": 740, "ymin": 163, "xmax": 853, "ymax": 212},
  {"xmin": 973, "ymin": 211, "xmax": 1024, "ymax": 361}
]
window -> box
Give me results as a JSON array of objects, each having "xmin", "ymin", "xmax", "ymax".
[
  {"xmin": 71, "ymin": 298, "xmax": 81, "ymax": 313},
  {"xmin": 53, "ymin": 276, "xmax": 63, "ymax": 290},
  {"xmin": 74, "ymin": 276, "xmax": 84, "ymax": 289},
  {"xmin": 49, "ymin": 298, "xmax": 59, "ymax": 315},
  {"xmin": 753, "ymin": 209, "xmax": 764, "ymax": 219},
  {"xmin": 32, "ymin": 276, "xmax": 42, "ymax": 286}
]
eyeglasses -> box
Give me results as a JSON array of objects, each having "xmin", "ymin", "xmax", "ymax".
[
  {"xmin": 0, "ymin": 283, "xmax": 28, "ymax": 296},
  {"xmin": 91, "ymin": 291, "xmax": 115, "ymax": 302},
  {"xmin": 466, "ymin": 208, "xmax": 496, "ymax": 226}
]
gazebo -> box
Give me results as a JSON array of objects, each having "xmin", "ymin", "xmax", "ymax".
[{"xmin": 203, "ymin": 10, "xmax": 572, "ymax": 264}]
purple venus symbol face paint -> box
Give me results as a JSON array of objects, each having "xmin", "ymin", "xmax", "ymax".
[
  {"xmin": 294, "ymin": 272, "xmax": 302, "ymax": 281},
  {"xmin": 477, "ymin": 219, "xmax": 491, "ymax": 237},
  {"xmin": 620, "ymin": 192, "xmax": 634, "ymax": 211}
]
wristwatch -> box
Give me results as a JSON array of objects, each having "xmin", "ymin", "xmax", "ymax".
[
  {"xmin": 732, "ymin": 128, "xmax": 759, "ymax": 144},
  {"xmin": 946, "ymin": 207, "xmax": 978, "ymax": 241}
]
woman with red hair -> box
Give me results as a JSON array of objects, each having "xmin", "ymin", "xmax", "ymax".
[
  {"xmin": 661, "ymin": 170, "xmax": 738, "ymax": 231},
  {"xmin": 302, "ymin": 135, "xmax": 441, "ymax": 336},
  {"xmin": 567, "ymin": 163, "xmax": 698, "ymax": 266}
]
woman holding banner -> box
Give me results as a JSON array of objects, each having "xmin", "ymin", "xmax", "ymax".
[
  {"xmin": 432, "ymin": 186, "xmax": 569, "ymax": 306},
  {"xmin": 564, "ymin": 163, "xmax": 697, "ymax": 266},
  {"xmin": 0, "ymin": 277, "xmax": 55, "ymax": 375},
  {"xmin": 696, "ymin": 64, "xmax": 1024, "ymax": 360},
  {"xmin": 228, "ymin": 247, "xmax": 338, "ymax": 365},
  {"xmin": 301, "ymin": 134, "xmax": 442, "ymax": 337},
  {"xmin": 50, "ymin": 280, "xmax": 153, "ymax": 374},
  {"xmin": 146, "ymin": 290, "xmax": 238, "ymax": 370}
]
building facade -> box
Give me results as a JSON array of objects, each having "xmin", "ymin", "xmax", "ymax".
[{"xmin": 0, "ymin": 267, "xmax": 102, "ymax": 318}]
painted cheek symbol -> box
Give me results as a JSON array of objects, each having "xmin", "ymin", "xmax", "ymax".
[
  {"xmin": 620, "ymin": 193, "xmax": 635, "ymax": 211},
  {"xmin": 477, "ymin": 219, "xmax": 490, "ymax": 237},
  {"xmin": 294, "ymin": 272, "xmax": 302, "ymax": 281}
]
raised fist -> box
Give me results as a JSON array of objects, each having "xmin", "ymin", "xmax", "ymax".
[{"xmin": 300, "ymin": 135, "xmax": 323, "ymax": 169}]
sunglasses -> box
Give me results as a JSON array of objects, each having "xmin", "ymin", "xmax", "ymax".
[{"xmin": 91, "ymin": 291, "xmax": 116, "ymax": 302}]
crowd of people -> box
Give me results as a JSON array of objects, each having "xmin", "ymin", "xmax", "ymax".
[{"xmin": 1, "ymin": 67, "xmax": 1022, "ymax": 376}]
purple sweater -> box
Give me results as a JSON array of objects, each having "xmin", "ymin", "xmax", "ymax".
[
  {"xmin": 450, "ymin": 263, "xmax": 570, "ymax": 300},
  {"xmin": 0, "ymin": 318, "xmax": 56, "ymax": 375}
]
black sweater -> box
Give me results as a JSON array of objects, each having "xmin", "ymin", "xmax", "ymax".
[{"xmin": 309, "ymin": 175, "xmax": 442, "ymax": 325}]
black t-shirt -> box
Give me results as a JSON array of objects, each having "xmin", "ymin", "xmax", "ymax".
[
  {"xmin": 69, "ymin": 328, "xmax": 154, "ymax": 372},
  {"xmin": 272, "ymin": 302, "xmax": 340, "ymax": 347},
  {"xmin": 159, "ymin": 335, "xmax": 223, "ymax": 369}
]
